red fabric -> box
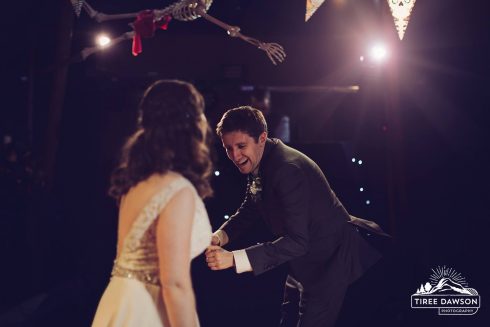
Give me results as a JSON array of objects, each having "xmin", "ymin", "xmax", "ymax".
[
  {"xmin": 132, "ymin": 11, "xmax": 171, "ymax": 56},
  {"xmin": 132, "ymin": 33, "xmax": 142, "ymax": 56},
  {"xmin": 156, "ymin": 15, "xmax": 171, "ymax": 31}
]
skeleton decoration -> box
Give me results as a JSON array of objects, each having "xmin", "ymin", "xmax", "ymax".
[
  {"xmin": 305, "ymin": 0, "xmax": 326, "ymax": 22},
  {"xmin": 75, "ymin": 0, "xmax": 286, "ymax": 65},
  {"xmin": 387, "ymin": 0, "xmax": 417, "ymax": 40}
]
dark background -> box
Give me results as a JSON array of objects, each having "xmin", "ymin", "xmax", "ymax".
[{"xmin": 1, "ymin": 0, "xmax": 488, "ymax": 326}]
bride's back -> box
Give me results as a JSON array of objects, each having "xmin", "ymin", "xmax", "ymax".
[{"xmin": 116, "ymin": 172, "xmax": 181, "ymax": 258}]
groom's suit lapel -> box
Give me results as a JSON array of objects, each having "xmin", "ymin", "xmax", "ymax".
[
  {"xmin": 256, "ymin": 138, "xmax": 277, "ymax": 203},
  {"xmin": 254, "ymin": 139, "xmax": 284, "ymax": 233}
]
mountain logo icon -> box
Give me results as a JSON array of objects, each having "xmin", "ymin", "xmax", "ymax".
[{"xmin": 411, "ymin": 266, "xmax": 480, "ymax": 315}]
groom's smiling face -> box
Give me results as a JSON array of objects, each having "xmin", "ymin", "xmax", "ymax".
[{"xmin": 221, "ymin": 131, "xmax": 267, "ymax": 175}]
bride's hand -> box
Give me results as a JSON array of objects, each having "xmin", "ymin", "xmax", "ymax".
[{"xmin": 211, "ymin": 234, "xmax": 220, "ymax": 246}]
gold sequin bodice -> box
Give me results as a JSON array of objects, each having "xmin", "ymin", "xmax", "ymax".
[{"xmin": 111, "ymin": 176, "xmax": 212, "ymax": 286}]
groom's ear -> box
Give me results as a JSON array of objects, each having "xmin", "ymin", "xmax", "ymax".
[{"xmin": 258, "ymin": 132, "xmax": 267, "ymax": 145}]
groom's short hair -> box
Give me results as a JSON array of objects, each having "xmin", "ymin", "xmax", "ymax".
[{"xmin": 216, "ymin": 106, "xmax": 268, "ymax": 141}]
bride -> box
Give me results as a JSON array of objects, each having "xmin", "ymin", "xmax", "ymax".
[{"xmin": 92, "ymin": 80, "xmax": 213, "ymax": 327}]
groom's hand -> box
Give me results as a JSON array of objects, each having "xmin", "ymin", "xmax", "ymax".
[{"xmin": 205, "ymin": 245, "xmax": 234, "ymax": 270}]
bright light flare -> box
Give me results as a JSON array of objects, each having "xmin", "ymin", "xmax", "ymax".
[
  {"xmin": 369, "ymin": 44, "xmax": 388, "ymax": 62},
  {"xmin": 96, "ymin": 34, "xmax": 111, "ymax": 48}
]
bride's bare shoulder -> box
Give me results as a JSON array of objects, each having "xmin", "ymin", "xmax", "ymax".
[
  {"xmin": 147, "ymin": 171, "xmax": 187, "ymax": 188},
  {"xmin": 123, "ymin": 172, "xmax": 187, "ymax": 203}
]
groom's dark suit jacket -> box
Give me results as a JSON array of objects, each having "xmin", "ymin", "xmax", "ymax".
[{"xmin": 220, "ymin": 139, "xmax": 382, "ymax": 289}]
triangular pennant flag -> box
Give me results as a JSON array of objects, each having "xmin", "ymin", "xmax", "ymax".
[
  {"xmin": 306, "ymin": 0, "xmax": 327, "ymax": 22},
  {"xmin": 70, "ymin": 0, "xmax": 85, "ymax": 17},
  {"xmin": 387, "ymin": 0, "xmax": 416, "ymax": 40}
]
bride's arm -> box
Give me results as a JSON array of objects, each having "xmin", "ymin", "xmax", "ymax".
[{"xmin": 156, "ymin": 187, "xmax": 198, "ymax": 327}]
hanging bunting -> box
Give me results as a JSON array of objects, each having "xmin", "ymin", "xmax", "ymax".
[
  {"xmin": 387, "ymin": 0, "xmax": 417, "ymax": 40},
  {"xmin": 305, "ymin": 0, "xmax": 327, "ymax": 22},
  {"xmin": 70, "ymin": 0, "xmax": 85, "ymax": 17}
]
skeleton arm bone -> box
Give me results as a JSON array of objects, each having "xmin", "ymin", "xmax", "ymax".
[
  {"xmin": 83, "ymin": 1, "xmax": 139, "ymax": 22},
  {"xmin": 78, "ymin": 31, "xmax": 135, "ymax": 61},
  {"xmin": 195, "ymin": 4, "xmax": 286, "ymax": 65},
  {"xmin": 83, "ymin": 1, "xmax": 184, "ymax": 23}
]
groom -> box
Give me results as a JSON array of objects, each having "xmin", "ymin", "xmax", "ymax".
[{"xmin": 206, "ymin": 106, "xmax": 386, "ymax": 327}]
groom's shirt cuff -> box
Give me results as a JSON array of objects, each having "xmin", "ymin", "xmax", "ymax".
[{"xmin": 232, "ymin": 250, "xmax": 253, "ymax": 273}]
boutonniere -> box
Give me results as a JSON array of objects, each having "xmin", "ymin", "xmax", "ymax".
[{"xmin": 249, "ymin": 175, "xmax": 262, "ymax": 202}]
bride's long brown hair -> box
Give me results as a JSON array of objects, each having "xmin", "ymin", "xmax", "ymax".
[{"xmin": 109, "ymin": 80, "xmax": 213, "ymax": 200}]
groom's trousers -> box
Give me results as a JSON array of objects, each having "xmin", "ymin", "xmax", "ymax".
[{"xmin": 279, "ymin": 268, "xmax": 349, "ymax": 327}]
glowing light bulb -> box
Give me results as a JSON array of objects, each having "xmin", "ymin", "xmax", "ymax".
[
  {"xmin": 96, "ymin": 34, "xmax": 111, "ymax": 47},
  {"xmin": 369, "ymin": 44, "xmax": 388, "ymax": 62}
]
